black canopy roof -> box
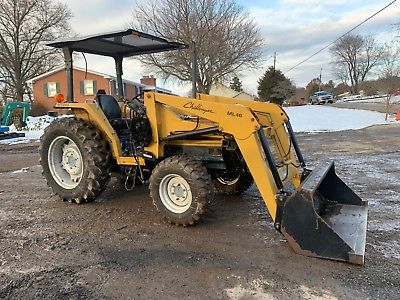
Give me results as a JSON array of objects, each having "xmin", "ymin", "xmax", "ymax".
[{"xmin": 47, "ymin": 29, "xmax": 187, "ymax": 57}]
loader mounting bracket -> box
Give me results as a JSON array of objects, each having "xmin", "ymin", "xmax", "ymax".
[{"xmin": 274, "ymin": 191, "xmax": 288, "ymax": 232}]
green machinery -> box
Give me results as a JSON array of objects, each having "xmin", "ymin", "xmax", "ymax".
[
  {"xmin": 0, "ymin": 101, "xmax": 31, "ymax": 140},
  {"xmin": 0, "ymin": 101, "xmax": 31, "ymax": 126}
]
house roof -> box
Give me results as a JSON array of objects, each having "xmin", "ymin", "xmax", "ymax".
[
  {"xmin": 47, "ymin": 29, "xmax": 187, "ymax": 57},
  {"xmin": 210, "ymin": 82, "xmax": 254, "ymax": 99},
  {"xmin": 27, "ymin": 66, "xmax": 121, "ymax": 83},
  {"xmin": 27, "ymin": 66, "xmax": 172, "ymax": 93}
]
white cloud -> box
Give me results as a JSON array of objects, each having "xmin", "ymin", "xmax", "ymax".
[
  {"xmin": 282, "ymin": 0, "xmax": 348, "ymax": 5},
  {"xmin": 67, "ymin": 0, "xmax": 135, "ymax": 34}
]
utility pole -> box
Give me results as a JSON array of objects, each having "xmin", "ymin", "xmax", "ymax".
[
  {"xmin": 319, "ymin": 67, "xmax": 322, "ymax": 91},
  {"xmin": 273, "ymin": 52, "xmax": 277, "ymax": 71}
]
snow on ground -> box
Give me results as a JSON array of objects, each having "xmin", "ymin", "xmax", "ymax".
[
  {"xmin": 283, "ymin": 105, "xmax": 393, "ymax": 132},
  {"xmin": 0, "ymin": 106, "xmax": 397, "ymax": 144},
  {"xmin": 0, "ymin": 115, "xmax": 55, "ymax": 144},
  {"xmin": 338, "ymin": 95, "xmax": 400, "ymax": 104}
]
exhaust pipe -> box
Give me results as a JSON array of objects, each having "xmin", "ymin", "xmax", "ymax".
[{"xmin": 280, "ymin": 161, "xmax": 368, "ymax": 265}]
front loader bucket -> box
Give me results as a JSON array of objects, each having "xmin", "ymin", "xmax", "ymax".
[{"xmin": 280, "ymin": 161, "xmax": 368, "ymax": 265}]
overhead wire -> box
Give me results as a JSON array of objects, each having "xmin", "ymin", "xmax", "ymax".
[{"xmin": 284, "ymin": 0, "xmax": 398, "ymax": 74}]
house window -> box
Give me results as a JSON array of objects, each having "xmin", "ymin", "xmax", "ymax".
[
  {"xmin": 45, "ymin": 82, "xmax": 60, "ymax": 97},
  {"xmin": 80, "ymin": 80, "xmax": 97, "ymax": 95},
  {"xmin": 84, "ymin": 80, "xmax": 94, "ymax": 95}
]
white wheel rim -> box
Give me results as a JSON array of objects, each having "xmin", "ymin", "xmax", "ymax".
[
  {"xmin": 159, "ymin": 174, "xmax": 192, "ymax": 214},
  {"xmin": 48, "ymin": 136, "xmax": 83, "ymax": 189}
]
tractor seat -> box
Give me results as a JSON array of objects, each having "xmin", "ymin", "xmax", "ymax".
[{"xmin": 96, "ymin": 94, "xmax": 129, "ymax": 130}]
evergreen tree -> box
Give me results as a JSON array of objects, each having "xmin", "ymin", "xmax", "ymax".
[
  {"xmin": 326, "ymin": 80, "xmax": 335, "ymax": 92},
  {"xmin": 257, "ymin": 67, "xmax": 295, "ymax": 105},
  {"xmin": 230, "ymin": 76, "xmax": 243, "ymax": 92}
]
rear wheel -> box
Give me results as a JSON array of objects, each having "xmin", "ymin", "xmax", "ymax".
[
  {"xmin": 214, "ymin": 172, "xmax": 253, "ymax": 195},
  {"xmin": 149, "ymin": 156, "xmax": 214, "ymax": 226},
  {"xmin": 39, "ymin": 118, "xmax": 111, "ymax": 203}
]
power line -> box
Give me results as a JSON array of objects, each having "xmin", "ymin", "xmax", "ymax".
[
  {"xmin": 285, "ymin": 0, "xmax": 398, "ymax": 74},
  {"xmin": 276, "ymin": 60, "xmax": 291, "ymax": 68}
]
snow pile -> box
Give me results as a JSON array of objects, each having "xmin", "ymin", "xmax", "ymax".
[
  {"xmin": 285, "ymin": 105, "xmax": 393, "ymax": 132},
  {"xmin": 0, "ymin": 115, "xmax": 56, "ymax": 144},
  {"xmin": 12, "ymin": 167, "xmax": 30, "ymax": 174},
  {"xmin": 24, "ymin": 115, "xmax": 55, "ymax": 132},
  {"xmin": 22, "ymin": 115, "xmax": 55, "ymax": 140},
  {"xmin": 339, "ymin": 95, "xmax": 400, "ymax": 104}
]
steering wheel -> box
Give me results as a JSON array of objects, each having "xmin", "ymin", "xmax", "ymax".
[
  {"xmin": 130, "ymin": 93, "xmax": 144, "ymax": 103},
  {"xmin": 125, "ymin": 93, "xmax": 146, "ymax": 115}
]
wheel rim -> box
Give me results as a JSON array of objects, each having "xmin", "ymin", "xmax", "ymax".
[
  {"xmin": 159, "ymin": 174, "xmax": 192, "ymax": 214},
  {"xmin": 216, "ymin": 173, "xmax": 240, "ymax": 186},
  {"xmin": 48, "ymin": 136, "xmax": 83, "ymax": 189}
]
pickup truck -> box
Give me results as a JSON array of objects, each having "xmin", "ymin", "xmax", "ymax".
[{"xmin": 310, "ymin": 91, "xmax": 334, "ymax": 105}]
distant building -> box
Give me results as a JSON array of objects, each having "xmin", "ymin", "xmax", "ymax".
[
  {"xmin": 209, "ymin": 82, "xmax": 255, "ymax": 100},
  {"xmin": 27, "ymin": 67, "xmax": 170, "ymax": 116}
]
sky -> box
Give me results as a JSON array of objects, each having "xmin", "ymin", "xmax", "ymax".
[{"xmin": 66, "ymin": 0, "xmax": 400, "ymax": 95}]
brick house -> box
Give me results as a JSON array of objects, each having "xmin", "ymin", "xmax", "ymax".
[{"xmin": 27, "ymin": 67, "xmax": 169, "ymax": 116}]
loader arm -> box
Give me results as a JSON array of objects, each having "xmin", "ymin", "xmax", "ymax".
[
  {"xmin": 198, "ymin": 93, "xmax": 303, "ymax": 173},
  {"xmin": 144, "ymin": 92, "xmax": 301, "ymax": 222}
]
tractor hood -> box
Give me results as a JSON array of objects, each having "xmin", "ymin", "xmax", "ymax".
[{"xmin": 47, "ymin": 29, "xmax": 187, "ymax": 57}]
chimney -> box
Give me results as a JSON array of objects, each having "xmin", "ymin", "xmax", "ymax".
[{"xmin": 140, "ymin": 75, "xmax": 156, "ymax": 87}]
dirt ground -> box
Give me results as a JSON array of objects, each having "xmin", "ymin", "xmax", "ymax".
[{"xmin": 0, "ymin": 124, "xmax": 399, "ymax": 299}]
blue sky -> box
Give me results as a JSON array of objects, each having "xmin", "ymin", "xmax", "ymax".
[{"xmin": 67, "ymin": 0, "xmax": 400, "ymax": 94}]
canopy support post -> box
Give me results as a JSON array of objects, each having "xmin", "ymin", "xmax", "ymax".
[
  {"xmin": 62, "ymin": 47, "xmax": 74, "ymax": 103},
  {"xmin": 115, "ymin": 56, "xmax": 124, "ymax": 98}
]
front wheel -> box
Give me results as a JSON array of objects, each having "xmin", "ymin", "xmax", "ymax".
[{"xmin": 149, "ymin": 156, "xmax": 214, "ymax": 226}]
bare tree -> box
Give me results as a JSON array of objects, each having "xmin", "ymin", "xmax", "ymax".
[
  {"xmin": 330, "ymin": 34, "xmax": 383, "ymax": 94},
  {"xmin": 132, "ymin": 0, "xmax": 263, "ymax": 94},
  {"xmin": 332, "ymin": 63, "xmax": 349, "ymax": 85},
  {"xmin": 0, "ymin": 0, "xmax": 72, "ymax": 102},
  {"xmin": 379, "ymin": 42, "xmax": 400, "ymax": 120}
]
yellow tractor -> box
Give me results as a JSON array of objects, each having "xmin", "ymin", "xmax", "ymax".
[{"xmin": 40, "ymin": 29, "xmax": 368, "ymax": 265}]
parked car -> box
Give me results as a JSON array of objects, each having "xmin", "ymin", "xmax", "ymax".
[{"xmin": 310, "ymin": 91, "xmax": 334, "ymax": 105}]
